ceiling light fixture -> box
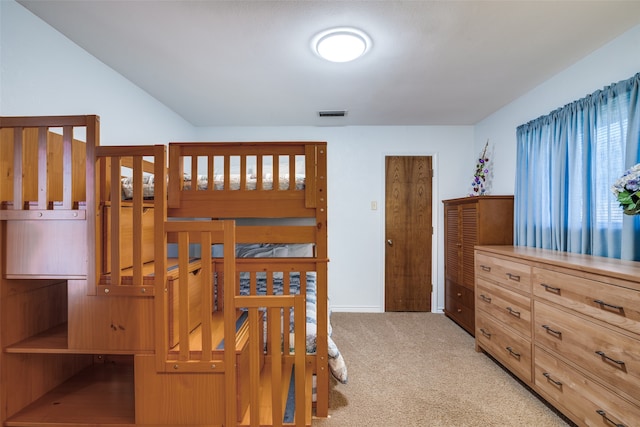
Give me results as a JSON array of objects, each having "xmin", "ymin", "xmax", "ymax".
[{"xmin": 312, "ymin": 27, "xmax": 371, "ymax": 63}]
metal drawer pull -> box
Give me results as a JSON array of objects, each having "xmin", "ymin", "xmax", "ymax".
[
  {"xmin": 506, "ymin": 346, "xmax": 521, "ymax": 359},
  {"xmin": 595, "ymin": 351, "xmax": 625, "ymax": 366},
  {"xmin": 506, "ymin": 307, "xmax": 521, "ymax": 318},
  {"xmin": 595, "ymin": 409, "xmax": 626, "ymax": 427},
  {"xmin": 540, "ymin": 283, "xmax": 561, "ymax": 293},
  {"xmin": 506, "ymin": 273, "xmax": 520, "ymax": 282},
  {"xmin": 480, "ymin": 294, "xmax": 492, "ymax": 303},
  {"xmin": 480, "ymin": 265, "xmax": 491, "ymax": 272},
  {"xmin": 593, "ymin": 299, "xmax": 624, "ymax": 312},
  {"xmin": 480, "ymin": 328, "xmax": 492, "ymax": 338},
  {"xmin": 542, "ymin": 324, "xmax": 562, "ymax": 338},
  {"xmin": 542, "ymin": 372, "xmax": 562, "ymax": 387}
]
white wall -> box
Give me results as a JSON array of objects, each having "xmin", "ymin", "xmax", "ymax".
[
  {"xmin": 475, "ymin": 24, "xmax": 640, "ymax": 196},
  {"xmin": 1, "ymin": 0, "xmax": 476, "ymax": 313},
  {"xmin": 192, "ymin": 126, "xmax": 474, "ymax": 312},
  {"xmin": 0, "ymin": 0, "xmax": 194, "ymax": 144}
]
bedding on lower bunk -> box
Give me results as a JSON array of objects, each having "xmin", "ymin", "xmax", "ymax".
[
  {"xmin": 237, "ymin": 270, "xmax": 347, "ymax": 384},
  {"xmin": 235, "ymin": 243, "xmax": 347, "ymax": 385}
]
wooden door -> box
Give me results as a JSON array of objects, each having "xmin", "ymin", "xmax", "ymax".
[{"xmin": 385, "ymin": 156, "xmax": 433, "ymax": 311}]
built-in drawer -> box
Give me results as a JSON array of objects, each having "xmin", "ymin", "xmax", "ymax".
[
  {"xmin": 475, "ymin": 252, "xmax": 531, "ymax": 295},
  {"xmin": 445, "ymin": 281, "xmax": 474, "ymax": 333},
  {"xmin": 533, "ymin": 267, "xmax": 640, "ymax": 336},
  {"xmin": 476, "ymin": 312, "xmax": 532, "ymax": 383},
  {"xmin": 476, "ymin": 277, "xmax": 531, "ymax": 338},
  {"xmin": 534, "ymin": 301, "xmax": 640, "ymax": 404},
  {"xmin": 535, "ymin": 345, "xmax": 640, "ymax": 427},
  {"xmin": 446, "ymin": 280, "xmax": 474, "ymax": 309}
]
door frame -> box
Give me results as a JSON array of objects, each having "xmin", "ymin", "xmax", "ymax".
[{"xmin": 380, "ymin": 151, "xmax": 441, "ymax": 313}]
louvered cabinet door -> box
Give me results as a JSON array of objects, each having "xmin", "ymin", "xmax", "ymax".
[
  {"xmin": 460, "ymin": 203, "xmax": 478, "ymax": 289},
  {"xmin": 443, "ymin": 196, "xmax": 514, "ymax": 337},
  {"xmin": 444, "ymin": 203, "xmax": 461, "ymax": 285}
]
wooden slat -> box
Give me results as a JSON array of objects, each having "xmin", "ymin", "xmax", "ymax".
[
  {"xmin": 62, "ymin": 126, "xmax": 73, "ymax": 209},
  {"xmin": 313, "ymin": 142, "xmax": 329, "ymax": 418},
  {"xmin": 223, "ymin": 220, "xmax": 237, "ymax": 427},
  {"xmin": 178, "ymin": 231, "xmax": 190, "ymax": 361},
  {"xmin": 294, "ymin": 295, "xmax": 307, "ymax": 427},
  {"xmin": 249, "ymin": 307, "xmax": 260, "ymax": 427},
  {"xmin": 96, "ymin": 284, "xmax": 155, "ymax": 297},
  {"xmin": 235, "ymin": 225, "xmax": 316, "ymax": 244},
  {"xmin": 304, "ymin": 144, "xmax": 316, "ymax": 208},
  {"xmin": 240, "ymin": 155, "xmax": 247, "ymax": 191},
  {"xmin": 288, "ymin": 154, "xmax": 295, "ymax": 192},
  {"xmin": 85, "ymin": 115, "xmax": 100, "ymax": 294},
  {"xmin": 200, "ymin": 231, "xmax": 213, "ymax": 358},
  {"xmin": 190, "ymin": 154, "xmax": 198, "ymax": 192},
  {"xmin": 207, "ymin": 155, "xmax": 214, "ymax": 192},
  {"xmin": 12, "ymin": 127, "xmax": 23, "ymax": 209},
  {"xmin": 0, "ymin": 210, "xmax": 86, "ymax": 220},
  {"xmin": 110, "ymin": 156, "xmax": 122, "ymax": 287},
  {"xmin": 273, "ymin": 155, "xmax": 280, "ymax": 192},
  {"xmin": 167, "ymin": 143, "xmax": 182, "ymax": 208},
  {"xmin": 173, "ymin": 141, "xmax": 307, "ymax": 157},
  {"xmin": 154, "ymin": 148, "xmax": 170, "ymax": 372},
  {"xmin": 283, "ymin": 274, "xmax": 291, "ymax": 355},
  {"xmin": 256, "ymin": 154, "xmax": 264, "ymax": 190},
  {"xmin": 223, "ymin": 154, "xmax": 231, "ymax": 191},
  {"xmin": 0, "ymin": 115, "xmax": 96, "ymax": 128},
  {"xmin": 132, "ymin": 156, "xmax": 144, "ymax": 286},
  {"xmin": 270, "ymin": 305, "xmax": 283, "ymax": 427},
  {"xmin": 266, "ymin": 274, "xmax": 274, "ymax": 351}
]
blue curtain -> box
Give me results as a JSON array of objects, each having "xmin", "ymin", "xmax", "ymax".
[{"xmin": 515, "ymin": 73, "xmax": 640, "ymax": 261}]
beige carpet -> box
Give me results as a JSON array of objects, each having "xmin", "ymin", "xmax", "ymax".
[{"xmin": 313, "ymin": 312, "xmax": 573, "ymax": 427}]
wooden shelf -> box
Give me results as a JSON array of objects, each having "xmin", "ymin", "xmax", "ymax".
[
  {"xmin": 6, "ymin": 360, "xmax": 135, "ymax": 426},
  {"xmin": 5, "ymin": 324, "xmax": 68, "ymax": 353},
  {"xmin": 5, "ymin": 324, "xmax": 152, "ymax": 355}
]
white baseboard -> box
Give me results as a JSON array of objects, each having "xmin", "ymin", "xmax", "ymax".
[
  {"xmin": 330, "ymin": 305, "xmax": 383, "ymax": 313},
  {"xmin": 331, "ymin": 306, "xmax": 445, "ymax": 313}
]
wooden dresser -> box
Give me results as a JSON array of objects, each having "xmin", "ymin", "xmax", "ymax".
[
  {"xmin": 475, "ymin": 245, "xmax": 640, "ymax": 427},
  {"xmin": 442, "ymin": 196, "xmax": 513, "ymax": 335}
]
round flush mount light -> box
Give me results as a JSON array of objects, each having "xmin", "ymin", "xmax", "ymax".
[{"xmin": 312, "ymin": 27, "xmax": 371, "ymax": 63}]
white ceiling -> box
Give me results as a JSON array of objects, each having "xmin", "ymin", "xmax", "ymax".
[{"xmin": 17, "ymin": 0, "xmax": 640, "ymax": 127}]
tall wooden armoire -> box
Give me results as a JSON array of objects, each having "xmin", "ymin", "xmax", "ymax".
[{"xmin": 443, "ymin": 196, "xmax": 514, "ymax": 335}]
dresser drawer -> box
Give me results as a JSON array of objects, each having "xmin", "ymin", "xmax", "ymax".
[
  {"xmin": 533, "ymin": 267, "xmax": 640, "ymax": 336},
  {"xmin": 476, "ymin": 252, "xmax": 531, "ymax": 295},
  {"xmin": 535, "ymin": 346, "xmax": 640, "ymax": 427},
  {"xmin": 534, "ymin": 301, "xmax": 640, "ymax": 403},
  {"xmin": 476, "ymin": 277, "xmax": 531, "ymax": 338},
  {"xmin": 476, "ymin": 313, "xmax": 532, "ymax": 382}
]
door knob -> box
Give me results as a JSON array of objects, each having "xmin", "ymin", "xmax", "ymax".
[{"xmin": 387, "ymin": 239, "xmax": 393, "ymax": 246}]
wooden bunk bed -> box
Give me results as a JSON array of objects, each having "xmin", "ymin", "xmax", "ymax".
[{"xmin": 0, "ymin": 115, "xmax": 342, "ymax": 427}]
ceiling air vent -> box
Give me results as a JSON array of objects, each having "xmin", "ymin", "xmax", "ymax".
[{"xmin": 318, "ymin": 110, "xmax": 347, "ymax": 117}]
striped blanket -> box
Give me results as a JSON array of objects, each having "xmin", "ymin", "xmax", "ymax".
[{"xmin": 238, "ymin": 271, "xmax": 347, "ymax": 384}]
